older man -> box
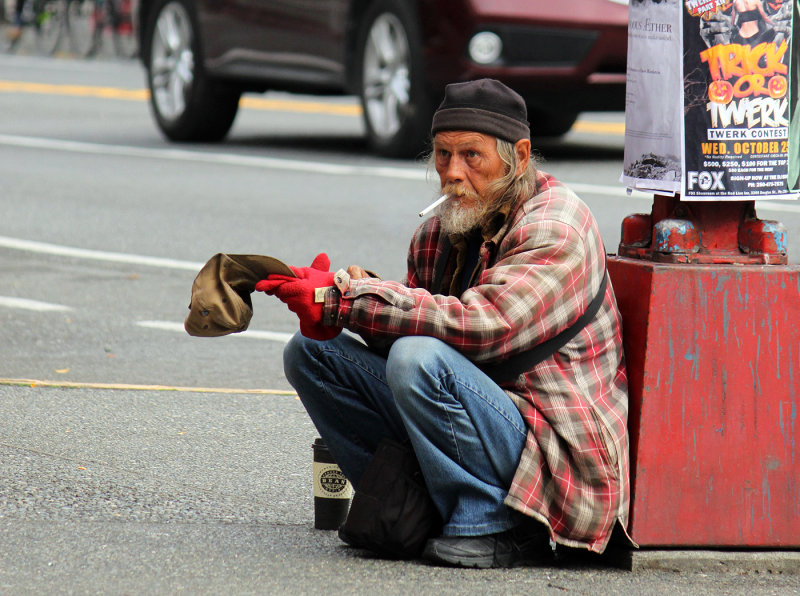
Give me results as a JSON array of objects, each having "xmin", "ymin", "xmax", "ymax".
[{"xmin": 259, "ymin": 79, "xmax": 629, "ymax": 568}]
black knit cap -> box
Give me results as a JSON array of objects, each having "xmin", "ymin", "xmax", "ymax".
[{"xmin": 431, "ymin": 78, "xmax": 530, "ymax": 143}]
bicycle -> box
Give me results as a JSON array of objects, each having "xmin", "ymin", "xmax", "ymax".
[
  {"xmin": 1, "ymin": 0, "xmax": 66, "ymax": 54},
  {"xmin": 66, "ymin": 0, "xmax": 137, "ymax": 58}
]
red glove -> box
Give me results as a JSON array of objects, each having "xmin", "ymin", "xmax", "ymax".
[{"xmin": 256, "ymin": 253, "xmax": 341, "ymax": 341}]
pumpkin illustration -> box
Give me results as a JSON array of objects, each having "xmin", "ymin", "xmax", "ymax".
[
  {"xmin": 708, "ymin": 80, "xmax": 734, "ymax": 104},
  {"xmin": 767, "ymin": 0, "xmax": 783, "ymax": 13},
  {"xmin": 768, "ymin": 75, "xmax": 787, "ymax": 99}
]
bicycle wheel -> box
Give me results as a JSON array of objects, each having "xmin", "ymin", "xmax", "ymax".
[
  {"xmin": 110, "ymin": 0, "xmax": 136, "ymax": 58},
  {"xmin": 0, "ymin": 26, "xmax": 16, "ymax": 53},
  {"xmin": 66, "ymin": 0, "xmax": 100, "ymax": 56},
  {"xmin": 1, "ymin": 0, "xmax": 23, "ymax": 53},
  {"xmin": 33, "ymin": 0, "xmax": 65, "ymax": 54}
]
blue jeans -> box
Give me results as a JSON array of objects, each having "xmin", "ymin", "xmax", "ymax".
[{"xmin": 283, "ymin": 332, "xmax": 527, "ymax": 537}]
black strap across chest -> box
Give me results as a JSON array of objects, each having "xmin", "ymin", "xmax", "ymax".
[
  {"xmin": 479, "ymin": 272, "xmax": 607, "ymax": 383},
  {"xmin": 431, "ymin": 238, "xmax": 608, "ymax": 383}
]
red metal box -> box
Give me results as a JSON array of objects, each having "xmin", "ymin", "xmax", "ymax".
[{"xmin": 609, "ymin": 257, "xmax": 799, "ymax": 547}]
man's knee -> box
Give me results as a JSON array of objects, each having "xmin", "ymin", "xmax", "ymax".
[
  {"xmin": 283, "ymin": 331, "xmax": 320, "ymax": 387},
  {"xmin": 386, "ymin": 336, "xmax": 453, "ymax": 412},
  {"xmin": 387, "ymin": 336, "xmax": 446, "ymax": 377}
]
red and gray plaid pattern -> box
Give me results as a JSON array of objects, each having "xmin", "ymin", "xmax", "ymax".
[{"xmin": 326, "ymin": 171, "xmax": 629, "ymax": 553}]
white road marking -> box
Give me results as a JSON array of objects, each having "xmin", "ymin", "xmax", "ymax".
[
  {"xmin": 0, "ymin": 296, "xmax": 72, "ymax": 312},
  {"xmin": 0, "ymin": 133, "xmax": 660, "ymax": 199},
  {"xmin": 569, "ymin": 182, "xmax": 650, "ymax": 200},
  {"xmin": 0, "ymin": 134, "xmax": 426, "ymax": 181},
  {"xmin": 137, "ymin": 320, "xmax": 293, "ymax": 343},
  {"xmin": 4, "ymin": 133, "xmax": 799, "ymax": 208},
  {"xmin": 0, "ymin": 235, "xmax": 204, "ymax": 271},
  {"xmin": 756, "ymin": 201, "xmax": 800, "ymax": 214}
]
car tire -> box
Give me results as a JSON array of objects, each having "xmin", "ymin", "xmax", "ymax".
[
  {"xmin": 528, "ymin": 108, "xmax": 578, "ymax": 137},
  {"xmin": 355, "ymin": 0, "xmax": 433, "ymax": 158},
  {"xmin": 143, "ymin": 0, "xmax": 240, "ymax": 142}
]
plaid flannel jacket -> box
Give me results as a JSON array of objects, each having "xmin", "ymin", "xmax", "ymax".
[{"xmin": 324, "ymin": 171, "xmax": 630, "ymax": 553}]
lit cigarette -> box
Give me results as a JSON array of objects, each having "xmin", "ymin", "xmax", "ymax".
[{"xmin": 418, "ymin": 194, "xmax": 449, "ymax": 218}]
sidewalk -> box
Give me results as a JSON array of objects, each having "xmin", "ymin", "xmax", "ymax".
[{"xmin": 1, "ymin": 383, "xmax": 799, "ymax": 594}]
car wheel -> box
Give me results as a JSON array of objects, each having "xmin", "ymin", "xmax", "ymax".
[
  {"xmin": 144, "ymin": 0, "xmax": 240, "ymax": 142},
  {"xmin": 528, "ymin": 108, "xmax": 579, "ymax": 137},
  {"xmin": 355, "ymin": 0, "xmax": 433, "ymax": 158}
]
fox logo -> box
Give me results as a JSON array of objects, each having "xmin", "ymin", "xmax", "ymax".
[{"xmin": 687, "ymin": 170, "xmax": 726, "ymax": 191}]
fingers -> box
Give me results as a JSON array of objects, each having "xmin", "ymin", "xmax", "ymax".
[
  {"xmin": 255, "ymin": 279, "xmax": 288, "ymax": 294},
  {"xmin": 255, "ymin": 274, "xmax": 294, "ymax": 294},
  {"xmin": 309, "ymin": 253, "xmax": 331, "ymax": 272},
  {"xmin": 346, "ymin": 265, "xmax": 369, "ymax": 280}
]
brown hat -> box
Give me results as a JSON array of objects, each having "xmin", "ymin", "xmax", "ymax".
[
  {"xmin": 431, "ymin": 78, "xmax": 530, "ymax": 143},
  {"xmin": 184, "ymin": 253, "xmax": 295, "ymax": 337}
]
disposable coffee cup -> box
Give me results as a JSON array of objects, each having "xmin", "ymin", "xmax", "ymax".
[{"xmin": 312, "ymin": 438, "xmax": 352, "ymax": 530}]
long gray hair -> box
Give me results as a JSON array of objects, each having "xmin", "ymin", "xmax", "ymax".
[
  {"xmin": 483, "ymin": 139, "xmax": 539, "ymax": 208},
  {"xmin": 426, "ymin": 138, "xmax": 538, "ymax": 209}
]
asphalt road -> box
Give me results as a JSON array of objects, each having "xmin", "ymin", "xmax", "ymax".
[{"xmin": 1, "ymin": 52, "xmax": 799, "ymax": 594}]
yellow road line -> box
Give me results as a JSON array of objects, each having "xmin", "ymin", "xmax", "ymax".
[
  {"xmin": 0, "ymin": 80, "xmax": 149, "ymax": 100},
  {"xmin": 0, "ymin": 79, "xmax": 361, "ymax": 115},
  {"xmin": 0, "ymin": 377, "xmax": 296, "ymax": 396},
  {"xmin": 240, "ymin": 96, "xmax": 361, "ymax": 116},
  {"xmin": 572, "ymin": 120, "xmax": 625, "ymax": 135},
  {"xmin": 0, "ymin": 79, "xmax": 625, "ymax": 133}
]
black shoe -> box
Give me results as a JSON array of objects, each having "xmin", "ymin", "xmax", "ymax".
[
  {"xmin": 337, "ymin": 527, "xmax": 364, "ymax": 549},
  {"xmin": 422, "ymin": 526, "xmax": 553, "ymax": 569}
]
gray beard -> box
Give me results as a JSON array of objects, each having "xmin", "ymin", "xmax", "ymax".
[{"xmin": 437, "ymin": 197, "xmax": 493, "ymax": 236}]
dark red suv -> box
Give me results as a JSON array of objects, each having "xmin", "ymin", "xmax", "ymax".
[{"xmin": 138, "ymin": 0, "xmax": 629, "ymax": 157}]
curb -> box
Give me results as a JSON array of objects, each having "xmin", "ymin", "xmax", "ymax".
[{"xmin": 604, "ymin": 549, "xmax": 800, "ymax": 574}]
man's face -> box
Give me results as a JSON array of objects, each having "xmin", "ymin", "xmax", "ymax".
[
  {"xmin": 433, "ymin": 131, "xmax": 507, "ymax": 205},
  {"xmin": 433, "ymin": 131, "xmax": 508, "ymax": 234}
]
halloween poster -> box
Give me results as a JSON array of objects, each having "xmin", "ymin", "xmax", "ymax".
[
  {"xmin": 681, "ymin": 0, "xmax": 797, "ymax": 200},
  {"xmin": 789, "ymin": 0, "xmax": 799, "ymax": 191},
  {"xmin": 622, "ymin": 0, "xmax": 683, "ymax": 194}
]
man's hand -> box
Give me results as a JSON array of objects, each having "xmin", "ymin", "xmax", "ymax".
[
  {"xmin": 256, "ymin": 253, "xmax": 341, "ymax": 341},
  {"xmin": 347, "ymin": 265, "xmax": 370, "ymax": 280}
]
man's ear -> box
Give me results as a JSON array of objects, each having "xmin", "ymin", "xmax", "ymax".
[{"xmin": 514, "ymin": 139, "xmax": 531, "ymax": 176}]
